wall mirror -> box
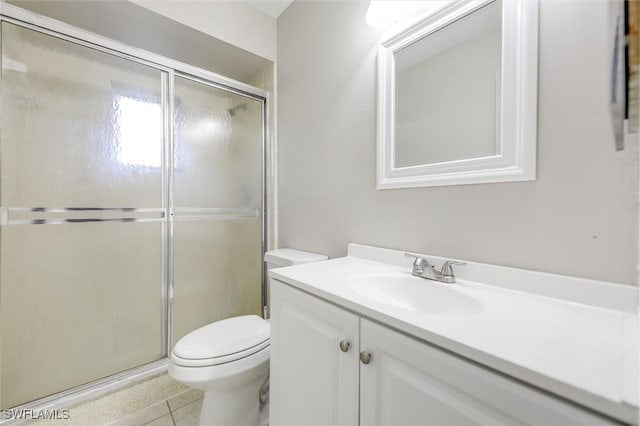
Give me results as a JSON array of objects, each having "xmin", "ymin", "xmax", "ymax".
[{"xmin": 376, "ymin": 0, "xmax": 538, "ymax": 189}]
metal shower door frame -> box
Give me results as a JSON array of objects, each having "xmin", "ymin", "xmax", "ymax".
[{"xmin": 0, "ymin": 2, "xmax": 269, "ymax": 414}]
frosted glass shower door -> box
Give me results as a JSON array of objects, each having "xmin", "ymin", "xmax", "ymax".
[
  {"xmin": 172, "ymin": 76, "xmax": 264, "ymax": 345},
  {"xmin": 0, "ymin": 23, "xmax": 165, "ymax": 408}
]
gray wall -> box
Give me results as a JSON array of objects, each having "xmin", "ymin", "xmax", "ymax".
[{"xmin": 277, "ymin": 0, "xmax": 639, "ymax": 285}]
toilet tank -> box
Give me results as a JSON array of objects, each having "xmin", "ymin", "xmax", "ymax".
[
  {"xmin": 263, "ymin": 249, "xmax": 327, "ymax": 318},
  {"xmin": 264, "ymin": 248, "xmax": 328, "ymax": 270}
]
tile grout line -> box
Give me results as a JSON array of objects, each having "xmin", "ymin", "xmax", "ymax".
[{"xmin": 166, "ymin": 401, "xmax": 177, "ymax": 426}]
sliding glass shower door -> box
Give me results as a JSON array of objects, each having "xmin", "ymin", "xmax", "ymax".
[
  {"xmin": 0, "ymin": 18, "xmax": 265, "ymax": 409},
  {"xmin": 172, "ymin": 76, "xmax": 263, "ymax": 345},
  {"xmin": 0, "ymin": 22, "xmax": 166, "ymax": 408}
]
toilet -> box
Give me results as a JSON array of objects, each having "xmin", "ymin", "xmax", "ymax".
[{"xmin": 169, "ymin": 248, "xmax": 328, "ymax": 426}]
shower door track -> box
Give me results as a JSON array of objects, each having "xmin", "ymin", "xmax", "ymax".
[
  {"xmin": 0, "ymin": 2, "xmax": 270, "ymax": 418},
  {"xmin": 2, "ymin": 361, "xmax": 169, "ymax": 425}
]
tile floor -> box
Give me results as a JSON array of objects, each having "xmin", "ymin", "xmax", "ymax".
[
  {"xmin": 25, "ymin": 375, "xmax": 202, "ymax": 426},
  {"xmin": 23, "ymin": 374, "xmax": 268, "ymax": 425},
  {"xmin": 107, "ymin": 389, "xmax": 203, "ymax": 426}
]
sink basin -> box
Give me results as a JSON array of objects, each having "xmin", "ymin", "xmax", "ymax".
[{"xmin": 348, "ymin": 274, "xmax": 482, "ymax": 315}]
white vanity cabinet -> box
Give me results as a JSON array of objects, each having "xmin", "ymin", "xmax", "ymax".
[
  {"xmin": 270, "ymin": 279, "xmax": 619, "ymax": 426},
  {"xmin": 269, "ymin": 278, "xmax": 360, "ymax": 425}
]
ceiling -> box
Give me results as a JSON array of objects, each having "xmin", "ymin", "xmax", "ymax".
[{"xmin": 246, "ymin": 0, "xmax": 293, "ymax": 18}]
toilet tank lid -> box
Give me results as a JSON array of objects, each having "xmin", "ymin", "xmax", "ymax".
[{"xmin": 264, "ymin": 248, "xmax": 328, "ymax": 266}]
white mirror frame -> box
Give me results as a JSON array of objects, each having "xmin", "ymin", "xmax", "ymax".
[{"xmin": 376, "ymin": 0, "xmax": 539, "ymax": 189}]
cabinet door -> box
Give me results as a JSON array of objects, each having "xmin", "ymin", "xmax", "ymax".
[
  {"xmin": 360, "ymin": 319, "xmax": 517, "ymax": 425},
  {"xmin": 360, "ymin": 319, "xmax": 614, "ymax": 426},
  {"xmin": 270, "ymin": 279, "xmax": 359, "ymax": 426}
]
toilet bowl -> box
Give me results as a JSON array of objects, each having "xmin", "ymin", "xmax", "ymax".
[
  {"xmin": 169, "ymin": 315, "xmax": 270, "ymax": 426},
  {"xmin": 168, "ymin": 248, "xmax": 328, "ymax": 426}
]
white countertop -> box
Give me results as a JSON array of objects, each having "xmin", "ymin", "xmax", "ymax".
[{"xmin": 269, "ymin": 244, "xmax": 639, "ymax": 424}]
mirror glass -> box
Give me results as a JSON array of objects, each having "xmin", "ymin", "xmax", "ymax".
[{"xmin": 394, "ymin": 2, "xmax": 501, "ymax": 168}]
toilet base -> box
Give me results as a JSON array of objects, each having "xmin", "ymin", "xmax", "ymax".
[{"xmin": 198, "ymin": 369, "xmax": 268, "ymax": 426}]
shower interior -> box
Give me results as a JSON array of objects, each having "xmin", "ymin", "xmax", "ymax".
[{"xmin": 0, "ymin": 7, "xmax": 267, "ymax": 410}]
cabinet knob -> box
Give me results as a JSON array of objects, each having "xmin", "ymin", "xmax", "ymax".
[
  {"xmin": 339, "ymin": 340, "xmax": 351, "ymax": 352},
  {"xmin": 359, "ymin": 351, "xmax": 372, "ymax": 365}
]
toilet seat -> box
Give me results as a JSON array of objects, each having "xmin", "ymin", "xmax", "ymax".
[
  {"xmin": 171, "ymin": 315, "xmax": 270, "ymax": 368},
  {"xmin": 172, "ymin": 339, "xmax": 270, "ymax": 367}
]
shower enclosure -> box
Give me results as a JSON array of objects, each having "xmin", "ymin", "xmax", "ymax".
[{"xmin": 0, "ymin": 5, "xmax": 267, "ymax": 409}]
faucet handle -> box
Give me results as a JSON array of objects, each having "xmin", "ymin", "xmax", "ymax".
[
  {"xmin": 404, "ymin": 253, "xmax": 419, "ymax": 260},
  {"xmin": 440, "ymin": 260, "xmax": 466, "ymax": 277},
  {"xmin": 404, "ymin": 253, "xmax": 430, "ymax": 270}
]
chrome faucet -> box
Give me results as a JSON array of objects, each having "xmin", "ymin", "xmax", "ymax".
[{"xmin": 404, "ymin": 253, "xmax": 466, "ymax": 284}]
